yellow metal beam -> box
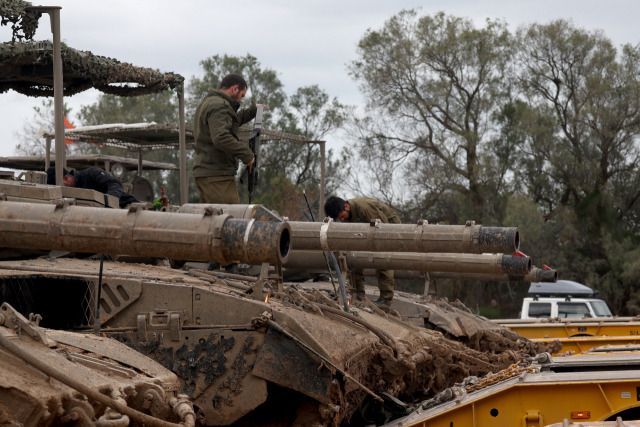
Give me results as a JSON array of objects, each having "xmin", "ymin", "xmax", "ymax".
[{"xmin": 396, "ymin": 375, "xmax": 640, "ymax": 426}]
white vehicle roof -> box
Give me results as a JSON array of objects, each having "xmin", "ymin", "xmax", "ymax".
[{"xmin": 528, "ymin": 279, "xmax": 595, "ymax": 297}]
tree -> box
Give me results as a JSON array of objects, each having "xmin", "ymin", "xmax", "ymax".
[
  {"xmin": 514, "ymin": 20, "xmax": 640, "ymax": 235},
  {"xmin": 510, "ymin": 21, "xmax": 640, "ymax": 310},
  {"xmin": 348, "ymin": 10, "xmax": 513, "ymax": 224},
  {"xmin": 186, "ymin": 54, "xmax": 289, "ymax": 128},
  {"xmin": 15, "ymin": 99, "xmax": 72, "ymax": 156},
  {"xmin": 259, "ymin": 85, "xmax": 349, "ymax": 217},
  {"xmin": 78, "ymin": 91, "xmax": 177, "ymax": 125}
]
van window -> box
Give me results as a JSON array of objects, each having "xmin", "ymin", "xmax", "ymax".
[
  {"xmin": 528, "ymin": 303, "xmax": 551, "ymax": 318},
  {"xmin": 558, "ymin": 302, "xmax": 591, "ymax": 318},
  {"xmin": 591, "ymin": 300, "xmax": 613, "ymax": 317}
]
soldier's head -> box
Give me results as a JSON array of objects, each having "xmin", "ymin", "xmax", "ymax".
[
  {"xmin": 324, "ymin": 196, "xmax": 351, "ymax": 222},
  {"xmin": 220, "ymin": 73, "xmax": 248, "ymax": 102},
  {"xmin": 63, "ymin": 171, "xmax": 77, "ymax": 187},
  {"xmin": 46, "ymin": 166, "xmax": 74, "ymax": 186}
]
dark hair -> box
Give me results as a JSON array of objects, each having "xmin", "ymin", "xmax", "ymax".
[
  {"xmin": 219, "ymin": 73, "xmax": 247, "ymax": 91},
  {"xmin": 324, "ymin": 196, "xmax": 346, "ymax": 219},
  {"xmin": 45, "ymin": 166, "xmax": 69, "ymax": 185}
]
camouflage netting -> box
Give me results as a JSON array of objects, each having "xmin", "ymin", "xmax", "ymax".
[
  {"xmin": 0, "ymin": 40, "xmax": 184, "ymax": 97},
  {"xmin": 0, "ymin": 0, "xmax": 183, "ymax": 97},
  {"xmin": 0, "ymin": 0, "xmax": 41, "ymax": 42}
]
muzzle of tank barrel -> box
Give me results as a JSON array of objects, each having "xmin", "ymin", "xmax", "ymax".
[
  {"xmin": 500, "ymin": 254, "xmax": 532, "ymax": 274},
  {"xmin": 499, "ymin": 267, "xmax": 558, "ymax": 283},
  {"xmin": 220, "ymin": 218, "xmax": 290, "ymax": 265},
  {"xmin": 529, "ymin": 266, "xmax": 558, "ymax": 282},
  {"xmin": 476, "ymin": 226, "xmax": 520, "ymax": 254},
  {"xmin": 0, "ymin": 201, "xmax": 290, "ymax": 265}
]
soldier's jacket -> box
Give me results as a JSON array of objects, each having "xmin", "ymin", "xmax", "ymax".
[
  {"xmin": 193, "ymin": 89, "xmax": 257, "ymax": 178},
  {"xmin": 347, "ymin": 197, "xmax": 401, "ymax": 224}
]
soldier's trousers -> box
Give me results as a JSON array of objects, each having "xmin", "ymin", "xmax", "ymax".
[
  {"xmin": 196, "ymin": 176, "xmax": 240, "ymax": 204},
  {"xmin": 350, "ymin": 267, "xmax": 394, "ymax": 302}
]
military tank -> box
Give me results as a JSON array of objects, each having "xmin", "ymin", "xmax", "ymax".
[
  {"xmin": 0, "ymin": 302, "xmax": 196, "ymax": 426},
  {"xmin": 0, "ymin": 178, "xmax": 557, "ymax": 426}
]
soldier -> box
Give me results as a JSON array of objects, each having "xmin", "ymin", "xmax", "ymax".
[
  {"xmin": 192, "ymin": 73, "xmax": 265, "ymax": 204},
  {"xmin": 46, "ymin": 166, "xmax": 138, "ymax": 208},
  {"xmin": 324, "ymin": 195, "xmax": 401, "ymax": 307}
]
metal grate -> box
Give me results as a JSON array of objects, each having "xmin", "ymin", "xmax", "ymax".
[
  {"xmin": 0, "ymin": 275, "xmax": 97, "ymax": 330},
  {"xmin": 79, "ymin": 278, "xmax": 96, "ymax": 328}
]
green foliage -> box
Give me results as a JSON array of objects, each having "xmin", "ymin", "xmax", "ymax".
[
  {"xmin": 515, "ymin": 20, "xmax": 640, "ymax": 235},
  {"xmin": 347, "ymin": 11, "xmax": 640, "ymax": 315},
  {"xmin": 478, "ymin": 305, "xmax": 504, "ymax": 319},
  {"xmin": 253, "ymin": 174, "xmax": 306, "ymax": 220},
  {"xmin": 186, "ymin": 54, "xmax": 289, "ymax": 128},
  {"xmin": 348, "ymin": 10, "xmax": 513, "ymax": 224},
  {"xmin": 78, "ymin": 91, "xmax": 177, "ymax": 124}
]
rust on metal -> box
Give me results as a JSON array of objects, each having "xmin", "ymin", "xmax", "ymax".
[{"xmin": 0, "ymin": 200, "xmax": 290, "ymax": 265}]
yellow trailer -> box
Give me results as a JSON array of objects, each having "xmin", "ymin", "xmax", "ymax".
[
  {"xmin": 528, "ymin": 336, "xmax": 640, "ymax": 355},
  {"xmin": 494, "ymin": 318, "xmax": 640, "ymax": 355},
  {"xmin": 385, "ymin": 353, "xmax": 640, "ymax": 427},
  {"xmin": 496, "ymin": 318, "xmax": 640, "ymax": 340}
]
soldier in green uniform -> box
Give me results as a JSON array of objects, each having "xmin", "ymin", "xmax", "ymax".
[
  {"xmin": 192, "ymin": 73, "xmax": 265, "ymax": 204},
  {"xmin": 324, "ymin": 196, "xmax": 401, "ymax": 307}
]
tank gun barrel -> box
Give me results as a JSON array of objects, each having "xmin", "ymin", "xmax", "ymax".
[
  {"xmin": 426, "ymin": 266, "xmax": 557, "ymax": 283},
  {"xmin": 287, "ymin": 250, "xmax": 531, "ymax": 275},
  {"xmin": 177, "ymin": 204, "xmax": 519, "ymax": 254},
  {"xmin": 179, "ymin": 203, "xmax": 282, "ymax": 222},
  {"xmin": 290, "ymin": 220, "xmax": 519, "ymax": 254},
  {"xmin": 0, "ymin": 201, "xmax": 290, "ymax": 265}
]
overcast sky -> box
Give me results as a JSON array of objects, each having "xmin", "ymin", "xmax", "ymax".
[{"xmin": 1, "ymin": 0, "xmax": 640, "ymax": 159}]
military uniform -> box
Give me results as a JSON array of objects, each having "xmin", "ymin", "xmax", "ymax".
[
  {"xmin": 345, "ymin": 197, "xmax": 400, "ymax": 303},
  {"xmin": 193, "ymin": 89, "xmax": 257, "ymax": 203},
  {"xmin": 46, "ymin": 166, "xmax": 138, "ymax": 208}
]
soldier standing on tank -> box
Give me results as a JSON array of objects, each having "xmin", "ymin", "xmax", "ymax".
[
  {"xmin": 324, "ymin": 196, "xmax": 401, "ymax": 307},
  {"xmin": 192, "ymin": 73, "xmax": 266, "ymax": 204}
]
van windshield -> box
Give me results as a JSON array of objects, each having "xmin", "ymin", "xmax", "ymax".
[{"xmin": 591, "ymin": 300, "xmax": 613, "ymax": 317}]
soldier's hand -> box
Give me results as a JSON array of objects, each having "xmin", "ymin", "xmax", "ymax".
[{"xmin": 245, "ymin": 157, "xmax": 255, "ymax": 169}]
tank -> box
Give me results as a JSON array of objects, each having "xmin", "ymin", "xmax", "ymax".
[
  {"xmin": 0, "ymin": 182, "xmax": 558, "ymax": 426},
  {"xmin": 0, "ymin": 302, "xmax": 196, "ymax": 425}
]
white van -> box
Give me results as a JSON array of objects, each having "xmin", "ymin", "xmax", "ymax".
[{"xmin": 519, "ymin": 280, "xmax": 613, "ymax": 319}]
